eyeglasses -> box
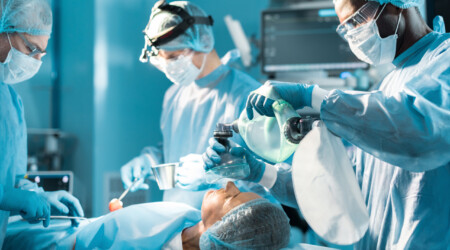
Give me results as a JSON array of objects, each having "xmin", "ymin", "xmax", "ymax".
[
  {"xmin": 17, "ymin": 32, "xmax": 46, "ymax": 57},
  {"xmin": 336, "ymin": 1, "xmax": 380, "ymax": 40}
]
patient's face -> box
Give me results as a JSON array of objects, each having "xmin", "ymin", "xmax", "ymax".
[{"xmin": 201, "ymin": 182, "xmax": 261, "ymax": 228}]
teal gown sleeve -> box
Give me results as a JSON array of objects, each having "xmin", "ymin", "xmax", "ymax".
[{"xmin": 320, "ymin": 49, "xmax": 450, "ymax": 172}]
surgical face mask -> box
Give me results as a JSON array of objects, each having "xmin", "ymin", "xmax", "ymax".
[
  {"xmin": 345, "ymin": 5, "xmax": 403, "ymax": 66},
  {"xmin": 0, "ymin": 34, "xmax": 42, "ymax": 84},
  {"xmin": 151, "ymin": 51, "xmax": 207, "ymax": 86}
]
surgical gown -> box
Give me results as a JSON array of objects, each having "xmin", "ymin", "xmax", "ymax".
[
  {"xmin": 142, "ymin": 64, "xmax": 272, "ymax": 208},
  {"xmin": 320, "ymin": 25, "xmax": 450, "ymax": 248},
  {"xmin": 0, "ymin": 82, "xmax": 27, "ymax": 247}
]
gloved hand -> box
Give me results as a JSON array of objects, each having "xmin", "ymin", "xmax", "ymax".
[
  {"xmin": 202, "ymin": 138, "xmax": 266, "ymax": 183},
  {"xmin": 120, "ymin": 155, "xmax": 151, "ymax": 192},
  {"xmin": 176, "ymin": 154, "xmax": 212, "ymax": 191},
  {"xmin": 0, "ymin": 188, "xmax": 51, "ymax": 227},
  {"xmin": 246, "ymin": 81, "xmax": 316, "ymax": 120},
  {"xmin": 41, "ymin": 190, "xmax": 84, "ymax": 227}
]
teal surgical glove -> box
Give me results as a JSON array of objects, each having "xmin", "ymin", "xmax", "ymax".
[
  {"xmin": 202, "ymin": 138, "xmax": 266, "ymax": 183},
  {"xmin": 41, "ymin": 190, "xmax": 84, "ymax": 227},
  {"xmin": 0, "ymin": 188, "xmax": 51, "ymax": 227},
  {"xmin": 120, "ymin": 155, "xmax": 151, "ymax": 192},
  {"xmin": 246, "ymin": 81, "xmax": 316, "ymax": 120}
]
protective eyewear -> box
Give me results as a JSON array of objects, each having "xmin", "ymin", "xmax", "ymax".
[
  {"xmin": 336, "ymin": 1, "xmax": 380, "ymax": 40},
  {"xmin": 17, "ymin": 32, "xmax": 46, "ymax": 57},
  {"xmin": 149, "ymin": 49, "xmax": 194, "ymax": 70}
]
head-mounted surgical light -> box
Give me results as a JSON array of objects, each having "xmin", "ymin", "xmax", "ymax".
[{"xmin": 139, "ymin": 0, "xmax": 214, "ymax": 63}]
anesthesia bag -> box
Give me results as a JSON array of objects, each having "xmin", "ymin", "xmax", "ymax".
[
  {"xmin": 230, "ymin": 83, "xmax": 318, "ymax": 163},
  {"xmin": 232, "ymin": 100, "xmax": 299, "ymax": 163}
]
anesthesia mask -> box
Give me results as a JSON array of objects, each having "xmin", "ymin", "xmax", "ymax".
[{"xmin": 204, "ymin": 123, "xmax": 250, "ymax": 183}]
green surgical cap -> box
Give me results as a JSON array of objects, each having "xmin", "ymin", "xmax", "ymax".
[{"xmin": 0, "ymin": 0, "xmax": 52, "ymax": 36}]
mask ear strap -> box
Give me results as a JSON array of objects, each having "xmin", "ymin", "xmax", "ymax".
[
  {"xmin": 199, "ymin": 53, "xmax": 207, "ymax": 70},
  {"xmin": 394, "ymin": 9, "xmax": 403, "ymax": 34},
  {"xmin": 375, "ymin": 4, "xmax": 387, "ymax": 21},
  {"xmin": 7, "ymin": 33, "xmax": 12, "ymax": 49}
]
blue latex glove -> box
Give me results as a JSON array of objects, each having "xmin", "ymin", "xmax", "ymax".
[
  {"xmin": 41, "ymin": 190, "xmax": 84, "ymax": 227},
  {"xmin": 176, "ymin": 154, "xmax": 213, "ymax": 191},
  {"xmin": 246, "ymin": 81, "xmax": 316, "ymax": 120},
  {"xmin": 120, "ymin": 155, "xmax": 151, "ymax": 192},
  {"xmin": 202, "ymin": 138, "xmax": 266, "ymax": 183},
  {"xmin": 0, "ymin": 188, "xmax": 51, "ymax": 227}
]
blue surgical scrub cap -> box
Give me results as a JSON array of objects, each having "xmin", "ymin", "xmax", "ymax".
[
  {"xmin": 199, "ymin": 199, "xmax": 290, "ymax": 249},
  {"xmin": 145, "ymin": 1, "xmax": 214, "ymax": 53},
  {"xmin": 369, "ymin": 0, "xmax": 422, "ymax": 9},
  {"xmin": 0, "ymin": 0, "xmax": 52, "ymax": 36}
]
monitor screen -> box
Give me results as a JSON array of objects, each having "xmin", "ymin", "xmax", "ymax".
[
  {"xmin": 261, "ymin": 6, "xmax": 367, "ymax": 73},
  {"xmin": 26, "ymin": 171, "xmax": 73, "ymax": 194}
]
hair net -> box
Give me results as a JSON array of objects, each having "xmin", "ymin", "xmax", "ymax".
[
  {"xmin": 0, "ymin": 0, "xmax": 52, "ymax": 36},
  {"xmin": 199, "ymin": 199, "xmax": 290, "ymax": 249},
  {"xmin": 145, "ymin": 1, "xmax": 214, "ymax": 53},
  {"xmin": 369, "ymin": 0, "xmax": 422, "ymax": 9}
]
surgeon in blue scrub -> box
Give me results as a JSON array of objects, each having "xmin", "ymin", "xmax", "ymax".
[
  {"xmin": 204, "ymin": 0, "xmax": 450, "ymax": 248},
  {"xmin": 120, "ymin": 0, "xmax": 272, "ymax": 209},
  {"xmin": 0, "ymin": 0, "xmax": 84, "ymax": 246}
]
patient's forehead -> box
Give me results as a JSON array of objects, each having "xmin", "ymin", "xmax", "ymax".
[{"xmin": 228, "ymin": 192, "xmax": 262, "ymax": 208}]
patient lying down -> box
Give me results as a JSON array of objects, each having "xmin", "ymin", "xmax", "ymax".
[{"xmin": 5, "ymin": 182, "xmax": 290, "ymax": 249}]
